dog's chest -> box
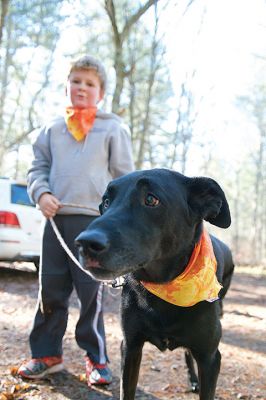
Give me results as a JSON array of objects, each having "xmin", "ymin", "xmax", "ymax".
[
  {"xmin": 122, "ymin": 281, "xmax": 209, "ymax": 352},
  {"xmin": 144, "ymin": 307, "xmax": 191, "ymax": 352},
  {"xmin": 150, "ymin": 334, "xmax": 182, "ymax": 352}
]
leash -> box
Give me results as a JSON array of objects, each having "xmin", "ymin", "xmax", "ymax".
[{"xmin": 47, "ymin": 202, "xmax": 124, "ymax": 291}]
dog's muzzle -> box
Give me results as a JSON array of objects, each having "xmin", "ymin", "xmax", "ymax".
[
  {"xmin": 76, "ymin": 230, "xmax": 110, "ymax": 258},
  {"xmin": 75, "ymin": 229, "xmax": 111, "ymax": 272}
]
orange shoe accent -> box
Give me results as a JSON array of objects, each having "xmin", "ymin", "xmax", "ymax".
[
  {"xmin": 38, "ymin": 356, "xmax": 63, "ymax": 367},
  {"xmin": 17, "ymin": 356, "xmax": 63, "ymax": 379},
  {"xmin": 85, "ymin": 357, "xmax": 112, "ymax": 385}
]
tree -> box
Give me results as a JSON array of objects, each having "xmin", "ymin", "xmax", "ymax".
[
  {"xmin": 104, "ymin": 0, "xmax": 159, "ymax": 114},
  {"xmin": 0, "ymin": 0, "xmax": 9, "ymax": 46},
  {"xmin": 168, "ymin": 73, "xmax": 200, "ymax": 173},
  {"xmin": 124, "ymin": 3, "xmax": 173, "ymax": 168},
  {"xmin": 74, "ymin": 0, "xmax": 174, "ymax": 168},
  {"xmin": 0, "ymin": 0, "xmax": 65, "ymax": 173},
  {"xmin": 1, "ymin": 0, "xmax": 199, "ymax": 176},
  {"xmin": 236, "ymin": 82, "xmax": 266, "ymax": 264}
]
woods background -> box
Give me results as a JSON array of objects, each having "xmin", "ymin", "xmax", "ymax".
[{"xmin": 1, "ymin": 0, "xmax": 266, "ymax": 266}]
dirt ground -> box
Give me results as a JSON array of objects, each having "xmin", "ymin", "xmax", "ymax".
[{"xmin": 0, "ymin": 263, "xmax": 265, "ymax": 400}]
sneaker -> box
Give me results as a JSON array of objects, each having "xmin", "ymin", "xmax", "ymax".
[
  {"xmin": 17, "ymin": 356, "xmax": 63, "ymax": 379},
  {"xmin": 85, "ymin": 356, "xmax": 112, "ymax": 385}
]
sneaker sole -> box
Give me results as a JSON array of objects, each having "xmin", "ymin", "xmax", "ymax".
[
  {"xmin": 19, "ymin": 363, "xmax": 64, "ymax": 379},
  {"xmin": 89, "ymin": 377, "xmax": 112, "ymax": 385}
]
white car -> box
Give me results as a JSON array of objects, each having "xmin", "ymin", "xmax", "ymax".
[{"xmin": 0, "ymin": 178, "xmax": 42, "ymax": 270}]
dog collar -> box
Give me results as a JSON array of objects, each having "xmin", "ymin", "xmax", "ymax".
[{"xmin": 141, "ymin": 229, "xmax": 222, "ymax": 307}]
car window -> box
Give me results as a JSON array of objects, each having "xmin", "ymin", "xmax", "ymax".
[{"xmin": 11, "ymin": 184, "xmax": 34, "ymax": 207}]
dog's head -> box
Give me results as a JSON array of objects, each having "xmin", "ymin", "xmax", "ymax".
[{"xmin": 76, "ymin": 169, "xmax": 231, "ymax": 282}]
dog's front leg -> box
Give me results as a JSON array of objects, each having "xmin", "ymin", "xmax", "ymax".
[
  {"xmin": 195, "ymin": 349, "xmax": 221, "ymax": 400},
  {"xmin": 120, "ymin": 339, "xmax": 144, "ymax": 400},
  {"xmin": 185, "ymin": 349, "xmax": 199, "ymax": 392}
]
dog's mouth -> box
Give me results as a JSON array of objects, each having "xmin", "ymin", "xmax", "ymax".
[
  {"xmin": 80, "ymin": 255, "xmax": 146, "ymax": 281},
  {"xmin": 81, "ymin": 257, "xmax": 114, "ymax": 280},
  {"xmin": 85, "ymin": 257, "xmax": 101, "ymax": 269}
]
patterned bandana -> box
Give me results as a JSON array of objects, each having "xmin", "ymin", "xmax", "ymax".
[
  {"xmin": 141, "ymin": 229, "xmax": 222, "ymax": 307},
  {"xmin": 65, "ymin": 106, "xmax": 97, "ymax": 141}
]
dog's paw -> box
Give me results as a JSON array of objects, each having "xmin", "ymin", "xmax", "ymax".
[{"xmin": 190, "ymin": 381, "xmax": 199, "ymax": 393}]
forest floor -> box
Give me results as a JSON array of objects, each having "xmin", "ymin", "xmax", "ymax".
[{"xmin": 0, "ymin": 263, "xmax": 265, "ymax": 400}]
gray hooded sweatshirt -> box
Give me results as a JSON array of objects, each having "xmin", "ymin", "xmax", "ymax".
[{"xmin": 27, "ymin": 110, "xmax": 135, "ymax": 216}]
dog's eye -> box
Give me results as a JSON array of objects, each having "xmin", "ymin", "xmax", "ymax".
[
  {"xmin": 144, "ymin": 193, "xmax": 160, "ymax": 207},
  {"xmin": 102, "ymin": 198, "xmax": 110, "ymax": 210}
]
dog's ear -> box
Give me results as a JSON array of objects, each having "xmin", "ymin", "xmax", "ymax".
[{"xmin": 187, "ymin": 177, "xmax": 231, "ymax": 228}]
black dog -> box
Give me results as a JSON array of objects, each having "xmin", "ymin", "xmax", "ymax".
[{"xmin": 76, "ymin": 169, "xmax": 234, "ymax": 400}]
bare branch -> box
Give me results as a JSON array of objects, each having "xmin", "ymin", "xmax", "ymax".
[
  {"xmin": 104, "ymin": 0, "xmax": 121, "ymax": 47},
  {"xmin": 182, "ymin": 0, "xmax": 197, "ymax": 16},
  {"xmin": 122, "ymin": 0, "xmax": 159, "ymax": 42}
]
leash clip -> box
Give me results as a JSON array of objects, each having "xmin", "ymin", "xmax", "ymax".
[{"xmin": 111, "ymin": 276, "xmax": 125, "ymax": 288}]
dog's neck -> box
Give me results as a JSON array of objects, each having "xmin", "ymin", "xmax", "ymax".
[{"xmin": 133, "ymin": 223, "xmax": 203, "ymax": 284}]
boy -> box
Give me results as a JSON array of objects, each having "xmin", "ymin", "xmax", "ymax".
[{"xmin": 17, "ymin": 55, "xmax": 134, "ymax": 386}]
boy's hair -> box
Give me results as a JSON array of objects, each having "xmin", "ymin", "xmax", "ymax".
[{"xmin": 68, "ymin": 55, "xmax": 107, "ymax": 91}]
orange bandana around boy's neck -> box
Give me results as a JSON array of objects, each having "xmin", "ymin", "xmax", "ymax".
[
  {"xmin": 141, "ymin": 229, "xmax": 222, "ymax": 307},
  {"xmin": 65, "ymin": 106, "xmax": 97, "ymax": 141}
]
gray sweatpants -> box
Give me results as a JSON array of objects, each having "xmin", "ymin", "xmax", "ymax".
[{"xmin": 29, "ymin": 214, "xmax": 108, "ymax": 364}]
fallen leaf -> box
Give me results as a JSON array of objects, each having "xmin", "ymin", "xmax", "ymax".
[
  {"xmin": 0, "ymin": 394, "xmax": 14, "ymax": 400},
  {"xmin": 9, "ymin": 366, "xmax": 19, "ymax": 376},
  {"xmin": 79, "ymin": 373, "xmax": 87, "ymax": 382}
]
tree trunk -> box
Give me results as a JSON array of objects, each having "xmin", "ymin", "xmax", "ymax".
[
  {"xmin": 104, "ymin": 0, "xmax": 159, "ymax": 114},
  {"xmin": 0, "ymin": 0, "xmax": 9, "ymax": 46}
]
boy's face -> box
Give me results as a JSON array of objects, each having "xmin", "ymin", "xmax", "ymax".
[{"xmin": 67, "ymin": 69, "xmax": 104, "ymax": 108}]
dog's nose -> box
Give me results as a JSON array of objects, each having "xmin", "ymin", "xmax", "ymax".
[{"xmin": 75, "ymin": 230, "xmax": 110, "ymax": 255}]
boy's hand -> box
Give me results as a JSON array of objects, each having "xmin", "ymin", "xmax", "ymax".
[{"xmin": 38, "ymin": 193, "xmax": 62, "ymax": 218}]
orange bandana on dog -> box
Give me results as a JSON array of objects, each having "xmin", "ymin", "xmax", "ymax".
[
  {"xmin": 65, "ymin": 106, "xmax": 97, "ymax": 141},
  {"xmin": 141, "ymin": 229, "xmax": 222, "ymax": 307}
]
